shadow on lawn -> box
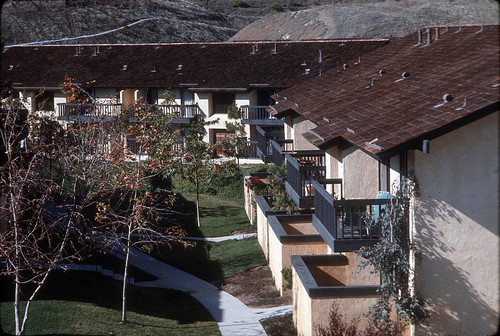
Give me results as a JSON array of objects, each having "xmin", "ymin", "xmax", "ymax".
[
  {"xmin": 0, "ymin": 270, "xmax": 215, "ymax": 326},
  {"xmin": 156, "ymin": 194, "xmax": 225, "ymax": 284}
]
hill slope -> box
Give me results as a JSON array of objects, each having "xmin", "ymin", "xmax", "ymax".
[
  {"xmin": 231, "ymin": 0, "xmax": 499, "ymax": 41},
  {"xmin": 1, "ymin": 0, "xmax": 237, "ymax": 46}
]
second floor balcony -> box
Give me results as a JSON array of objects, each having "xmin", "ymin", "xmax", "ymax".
[
  {"xmin": 129, "ymin": 104, "xmax": 204, "ymax": 123},
  {"xmin": 312, "ymin": 180, "xmax": 391, "ymax": 252},
  {"xmin": 256, "ymin": 126, "xmax": 284, "ymax": 163},
  {"xmin": 57, "ymin": 103, "xmax": 121, "ymax": 120},
  {"xmin": 285, "ymin": 151, "xmax": 326, "ymax": 208},
  {"xmin": 58, "ymin": 103, "xmax": 203, "ymax": 123},
  {"xmin": 240, "ymin": 105, "xmax": 284, "ymax": 126}
]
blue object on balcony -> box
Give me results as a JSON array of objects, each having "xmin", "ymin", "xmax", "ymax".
[{"xmin": 375, "ymin": 191, "xmax": 392, "ymax": 219}]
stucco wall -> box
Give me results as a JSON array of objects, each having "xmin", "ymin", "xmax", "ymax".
[
  {"xmin": 268, "ymin": 220, "xmax": 327, "ymax": 295},
  {"xmin": 293, "ymin": 267, "xmax": 313, "ymax": 336},
  {"xmin": 291, "ymin": 116, "xmax": 317, "ymax": 151},
  {"xmin": 285, "ymin": 115, "xmax": 293, "ymax": 141},
  {"xmin": 119, "ymin": 89, "xmax": 135, "ymax": 105},
  {"xmin": 341, "ymin": 146, "xmax": 379, "ymax": 199},
  {"xmin": 256, "ymin": 202, "xmax": 270, "ymax": 259},
  {"xmin": 412, "ymin": 111, "xmax": 499, "ymax": 335},
  {"xmin": 325, "ymin": 146, "xmax": 341, "ymax": 196}
]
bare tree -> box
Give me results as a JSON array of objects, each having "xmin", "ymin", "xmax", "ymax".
[{"xmin": 0, "ymin": 87, "xmax": 84, "ymax": 336}]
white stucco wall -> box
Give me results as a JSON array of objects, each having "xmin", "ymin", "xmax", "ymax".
[
  {"xmin": 291, "ymin": 116, "xmax": 317, "ymax": 151},
  {"xmin": 341, "ymin": 147, "xmax": 379, "ymax": 199},
  {"xmin": 411, "ymin": 111, "xmax": 499, "ymax": 335},
  {"xmin": 203, "ymin": 92, "xmax": 250, "ymax": 144}
]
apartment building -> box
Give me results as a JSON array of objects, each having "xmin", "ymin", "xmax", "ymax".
[
  {"xmin": 251, "ymin": 25, "xmax": 499, "ymax": 335},
  {"xmin": 1, "ymin": 39, "xmax": 386, "ymax": 159}
]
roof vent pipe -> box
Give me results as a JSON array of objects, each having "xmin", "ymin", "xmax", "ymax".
[
  {"xmin": 417, "ymin": 30, "xmax": 423, "ymax": 44},
  {"xmin": 435, "ymin": 28, "xmax": 440, "ymax": 41},
  {"xmin": 379, "ymin": 69, "xmax": 386, "ymax": 76},
  {"xmin": 343, "ymin": 63, "xmax": 349, "ymax": 69},
  {"xmin": 425, "ymin": 28, "xmax": 432, "ymax": 46},
  {"xmin": 455, "ymin": 98, "xmax": 468, "ymax": 111}
]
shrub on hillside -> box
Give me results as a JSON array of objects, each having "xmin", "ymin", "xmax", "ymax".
[{"xmin": 269, "ymin": 2, "xmax": 284, "ymax": 11}]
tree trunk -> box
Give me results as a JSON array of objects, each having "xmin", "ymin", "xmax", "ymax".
[
  {"xmin": 195, "ymin": 170, "xmax": 201, "ymax": 227},
  {"xmin": 121, "ymin": 222, "xmax": 133, "ymax": 322},
  {"xmin": 14, "ymin": 273, "xmax": 22, "ymax": 336}
]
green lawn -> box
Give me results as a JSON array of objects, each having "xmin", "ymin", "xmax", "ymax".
[
  {"xmin": 174, "ymin": 193, "xmax": 253, "ymax": 237},
  {"xmin": 0, "ymin": 271, "xmax": 220, "ymax": 336},
  {"xmin": 152, "ymin": 192, "xmax": 266, "ymax": 283}
]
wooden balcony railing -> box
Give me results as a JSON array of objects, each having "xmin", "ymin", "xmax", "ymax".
[
  {"xmin": 57, "ymin": 103, "xmax": 121, "ymax": 119},
  {"xmin": 240, "ymin": 106, "xmax": 283, "ymax": 125},
  {"xmin": 312, "ymin": 180, "xmax": 391, "ymax": 252},
  {"xmin": 256, "ymin": 126, "xmax": 284, "ymax": 163},
  {"xmin": 270, "ymin": 139, "xmax": 294, "ymax": 166},
  {"xmin": 129, "ymin": 104, "xmax": 203, "ymax": 121},
  {"xmin": 240, "ymin": 141, "xmax": 258, "ymax": 159},
  {"xmin": 285, "ymin": 151, "xmax": 326, "ymax": 208}
]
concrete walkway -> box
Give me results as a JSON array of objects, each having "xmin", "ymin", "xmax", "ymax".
[{"xmin": 103, "ymin": 242, "xmax": 291, "ymax": 336}]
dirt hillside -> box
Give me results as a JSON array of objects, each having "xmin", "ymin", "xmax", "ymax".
[{"xmin": 230, "ymin": 0, "xmax": 499, "ymax": 40}]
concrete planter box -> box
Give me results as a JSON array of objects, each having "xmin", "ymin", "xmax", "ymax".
[
  {"xmin": 267, "ymin": 214, "xmax": 328, "ymax": 295},
  {"xmin": 243, "ymin": 172, "xmax": 269, "ymax": 225},
  {"xmin": 255, "ymin": 195, "xmax": 288, "ymax": 260},
  {"xmin": 291, "ymin": 254, "xmax": 380, "ymax": 336}
]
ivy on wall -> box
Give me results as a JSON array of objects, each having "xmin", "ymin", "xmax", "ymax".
[{"xmin": 357, "ymin": 176, "xmax": 429, "ymax": 331}]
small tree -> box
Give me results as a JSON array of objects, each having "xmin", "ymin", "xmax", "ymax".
[
  {"xmin": 60, "ymin": 79, "xmax": 186, "ymax": 323},
  {"xmin": 217, "ymin": 103, "xmax": 248, "ymax": 165},
  {"xmin": 357, "ymin": 177, "xmax": 428, "ymax": 332},
  {"xmin": 180, "ymin": 119, "xmax": 216, "ymax": 227}
]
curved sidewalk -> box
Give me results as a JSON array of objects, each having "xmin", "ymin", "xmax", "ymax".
[{"xmin": 111, "ymin": 245, "xmax": 291, "ymax": 336}]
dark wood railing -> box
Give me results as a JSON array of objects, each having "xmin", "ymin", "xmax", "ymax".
[
  {"xmin": 241, "ymin": 105, "xmax": 279, "ymax": 120},
  {"xmin": 270, "ymin": 139, "xmax": 294, "ymax": 166},
  {"xmin": 313, "ymin": 180, "xmax": 390, "ymax": 251},
  {"xmin": 240, "ymin": 141, "xmax": 258, "ymax": 159},
  {"xmin": 57, "ymin": 103, "xmax": 121, "ymax": 119},
  {"xmin": 129, "ymin": 104, "xmax": 203, "ymax": 121},
  {"xmin": 285, "ymin": 151, "xmax": 326, "ymax": 207},
  {"xmin": 256, "ymin": 126, "xmax": 284, "ymax": 163}
]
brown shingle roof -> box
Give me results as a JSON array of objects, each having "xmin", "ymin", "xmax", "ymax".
[
  {"xmin": 271, "ymin": 25, "xmax": 500, "ymax": 157},
  {"xmin": 1, "ymin": 40, "xmax": 387, "ymax": 90}
]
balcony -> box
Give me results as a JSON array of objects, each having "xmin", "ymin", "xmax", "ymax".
[
  {"xmin": 129, "ymin": 104, "xmax": 203, "ymax": 123},
  {"xmin": 57, "ymin": 103, "xmax": 121, "ymax": 121},
  {"xmin": 240, "ymin": 105, "xmax": 284, "ymax": 126},
  {"xmin": 270, "ymin": 139, "xmax": 294, "ymax": 166},
  {"xmin": 240, "ymin": 141, "xmax": 258, "ymax": 159},
  {"xmin": 256, "ymin": 126, "xmax": 284, "ymax": 163},
  {"xmin": 312, "ymin": 180, "xmax": 390, "ymax": 252},
  {"xmin": 284, "ymin": 151, "xmax": 326, "ymax": 208}
]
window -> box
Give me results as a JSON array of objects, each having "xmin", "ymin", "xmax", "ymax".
[
  {"xmin": 212, "ymin": 93, "xmax": 235, "ymax": 115},
  {"xmin": 36, "ymin": 91, "xmax": 54, "ymax": 111}
]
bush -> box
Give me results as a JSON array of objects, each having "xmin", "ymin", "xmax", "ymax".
[
  {"xmin": 172, "ymin": 161, "xmax": 244, "ymax": 199},
  {"xmin": 232, "ymin": 0, "xmax": 248, "ymax": 7},
  {"xmin": 269, "ymin": 2, "xmax": 284, "ymax": 11},
  {"xmin": 282, "ymin": 267, "xmax": 292, "ymax": 290},
  {"xmin": 316, "ymin": 304, "xmax": 403, "ymax": 336}
]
